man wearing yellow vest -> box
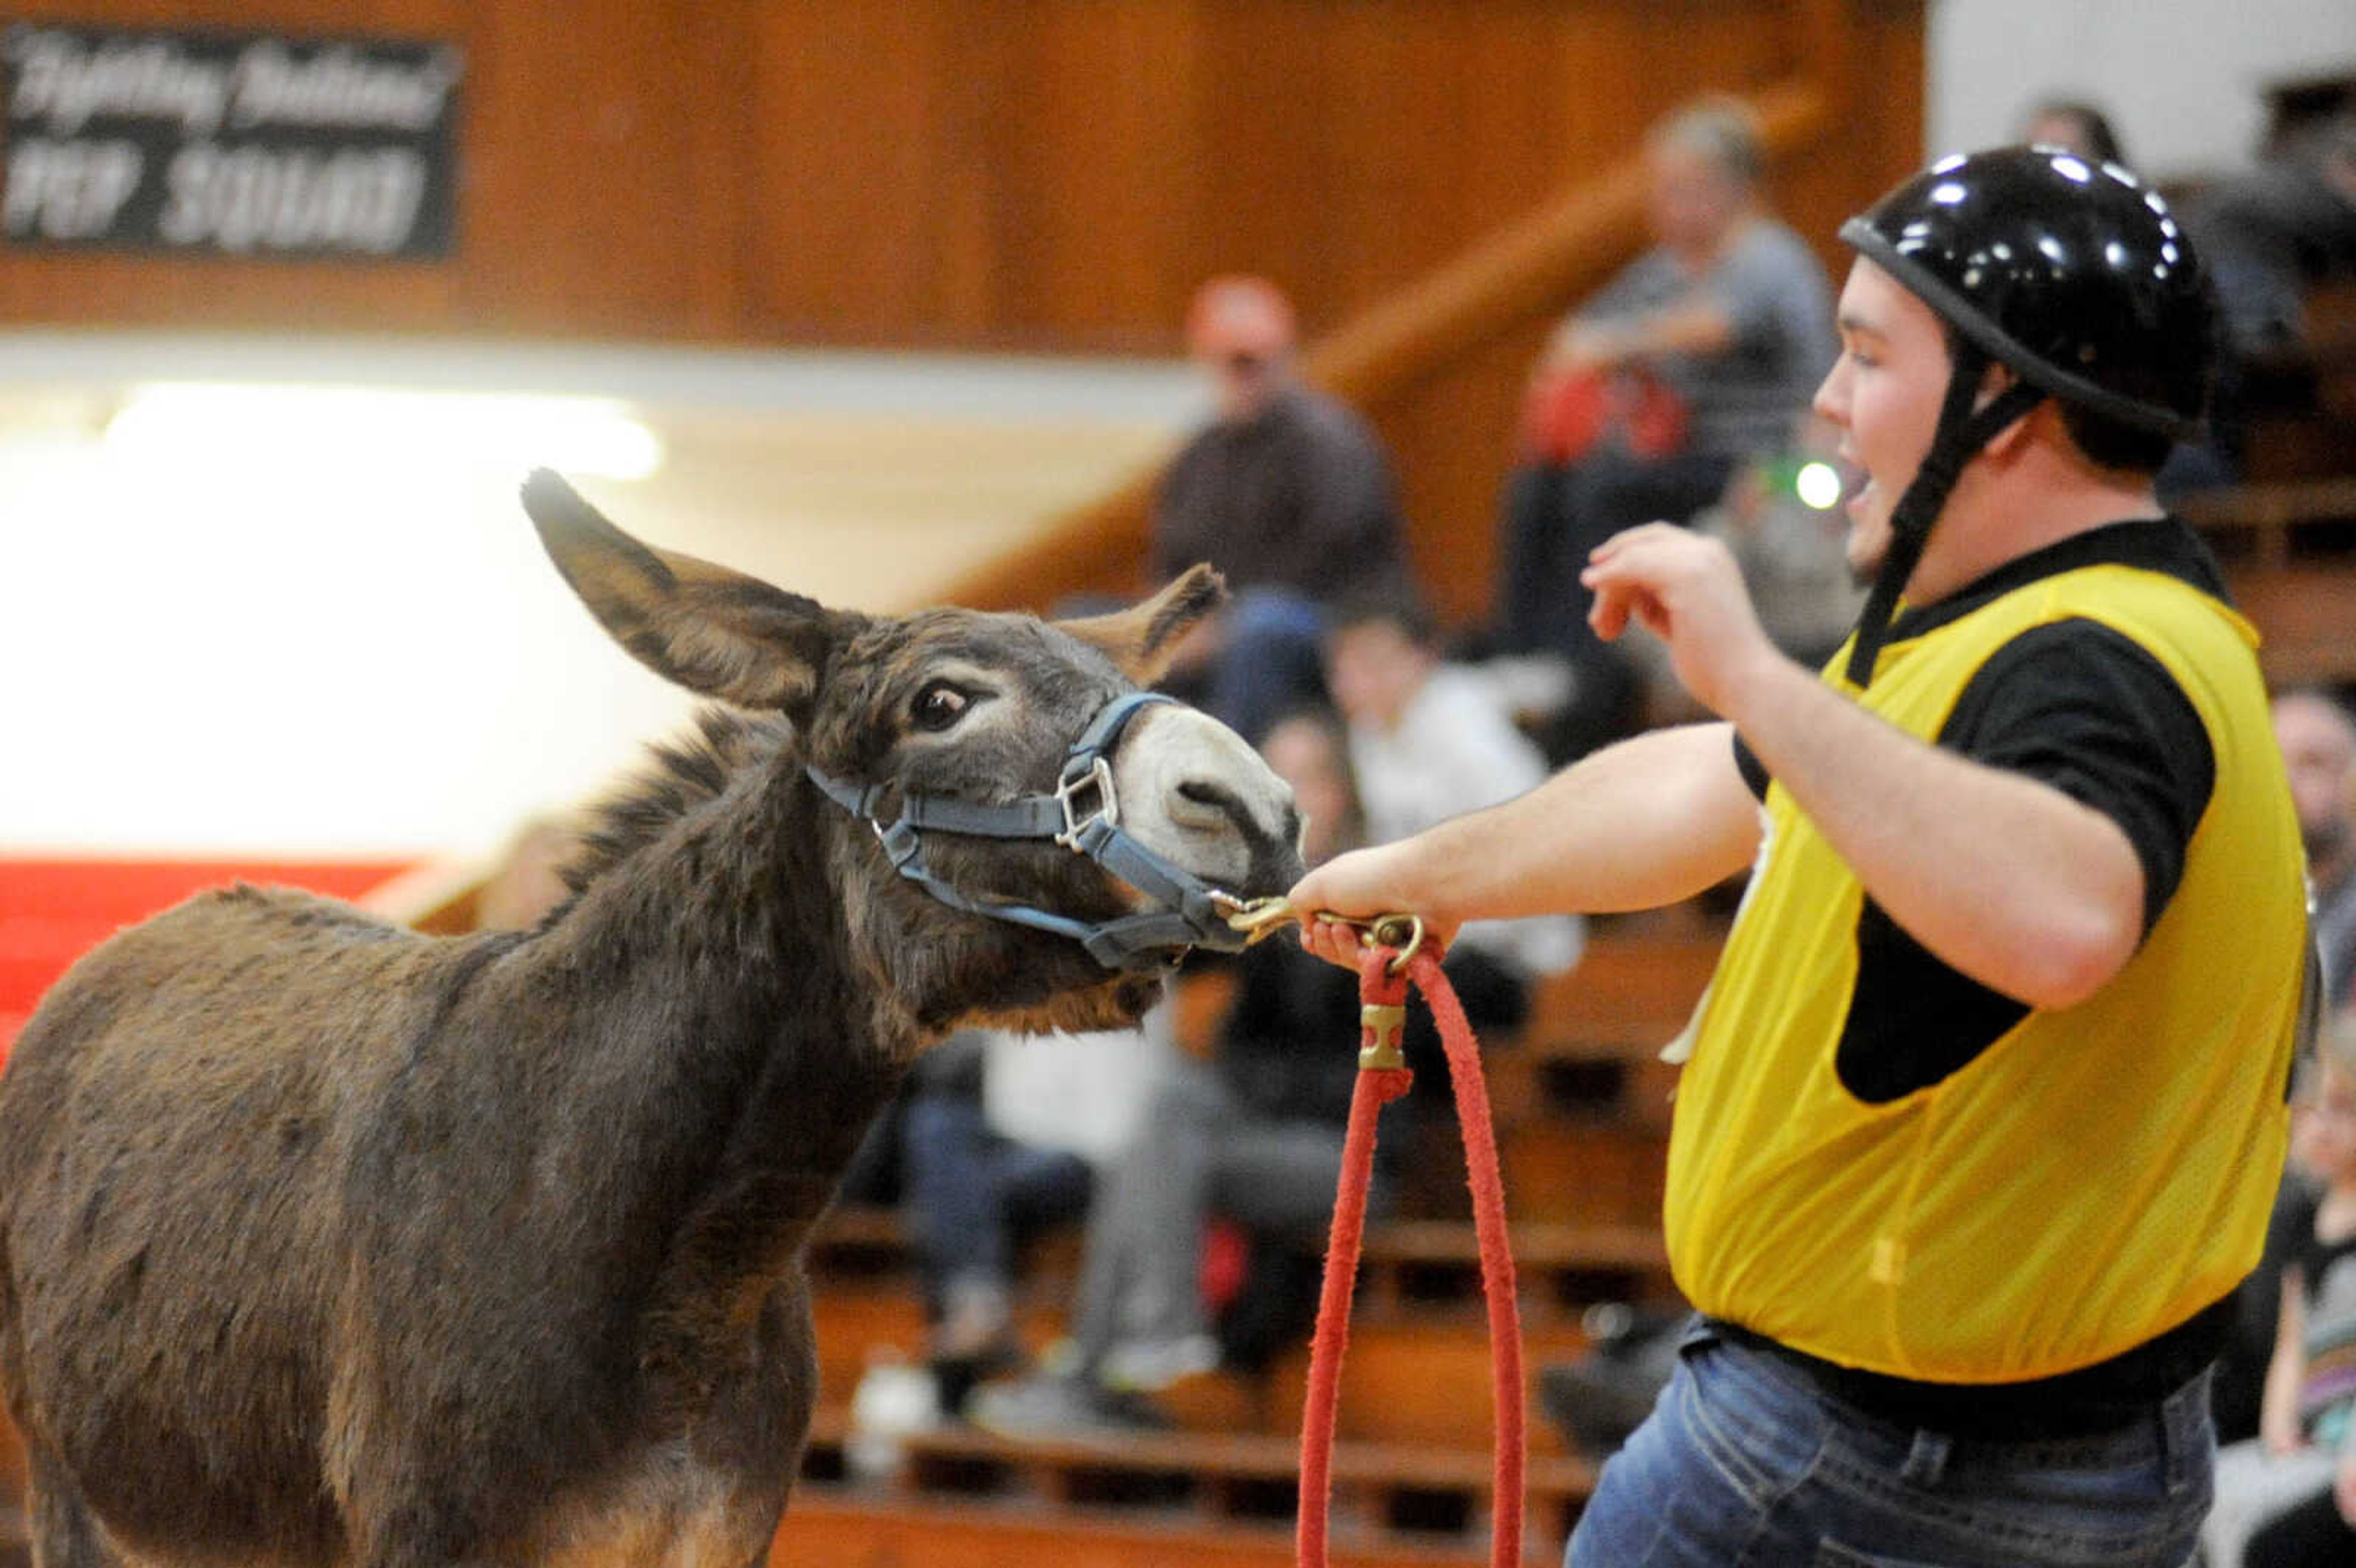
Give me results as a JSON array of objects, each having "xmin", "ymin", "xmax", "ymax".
[{"xmin": 1290, "ymin": 147, "xmax": 2308, "ymax": 1564}]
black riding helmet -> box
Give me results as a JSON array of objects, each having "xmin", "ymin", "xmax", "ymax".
[{"xmin": 1836, "ymin": 146, "xmax": 2215, "ymax": 685}]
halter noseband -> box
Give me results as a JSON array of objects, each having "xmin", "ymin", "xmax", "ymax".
[{"xmin": 806, "ymin": 690, "xmax": 1256, "ymax": 972}]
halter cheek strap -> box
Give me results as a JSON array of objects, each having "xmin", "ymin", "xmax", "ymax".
[
  {"xmin": 806, "ymin": 690, "xmax": 1257, "ymax": 972},
  {"xmin": 1843, "ymin": 342, "xmax": 2048, "ymax": 688}
]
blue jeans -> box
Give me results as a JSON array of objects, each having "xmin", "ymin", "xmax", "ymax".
[
  {"xmin": 901, "ymin": 1093, "xmax": 1091, "ymax": 1310},
  {"xmin": 1566, "ymin": 1318, "xmax": 2212, "ymax": 1567}
]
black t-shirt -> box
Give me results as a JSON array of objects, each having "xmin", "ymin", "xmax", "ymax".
[
  {"xmin": 1734, "ymin": 517, "xmax": 2223, "ymax": 1104},
  {"xmin": 2280, "ymin": 1181, "xmax": 2356, "ymax": 1316},
  {"xmin": 1150, "ymin": 385, "xmax": 1412, "ymax": 604}
]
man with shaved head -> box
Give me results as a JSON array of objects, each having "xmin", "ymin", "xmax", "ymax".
[{"xmin": 1150, "ymin": 274, "xmax": 1412, "ymax": 746}]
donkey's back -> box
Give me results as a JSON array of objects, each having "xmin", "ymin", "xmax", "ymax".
[{"xmin": 0, "ymin": 885, "xmax": 507, "ymax": 1564}]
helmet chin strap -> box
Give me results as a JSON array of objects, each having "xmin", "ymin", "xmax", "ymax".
[{"xmin": 1843, "ymin": 342, "xmax": 2049, "ymax": 688}]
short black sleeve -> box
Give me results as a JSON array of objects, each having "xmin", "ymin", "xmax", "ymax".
[
  {"xmin": 1939, "ymin": 618, "xmax": 2215, "ymax": 934},
  {"xmin": 1731, "ymin": 731, "xmax": 1770, "ymax": 801}
]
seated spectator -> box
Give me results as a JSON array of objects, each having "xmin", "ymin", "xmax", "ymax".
[
  {"xmin": 896, "ymin": 1031, "xmax": 1094, "ymax": 1416},
  {"xmin": 2192, "ymin": 109, "xmax": 2356, "ymax": 359},
  {"xmin": 2008, "ymin": 92, "xmax": 2242, "ymax": 497},
  {"xmin": 1326, "ymin": 593, "xmax": 1583, "ymax": 983},
  {"xmin": 2211, "ymin": 690, "xmax": 2356, "ymax": 1449},
  {"xmin": 871, "ymin": 1007, "xmax": 1166, "ymax": 1417},
  {"xmin": 1701, "ymin": 450, "xmax": 1863, "ymax": 671},
  {"xmin": 969, "ymin": 707, "xmax": 1527, "ymax": 1434},
  {"xmin": 1699, "ymin": 426, "xmax": 1865, "ymax": 662},
  {"xmin": 2277, "ymin": 689, "xmax": 2356, "ymax": 1007},
  {"xmin": 1152, "ymin": 275, "xmax": 1415, "ymax": 746},
  {"xmin": 1620, "ymin": 436, "xmax": 1866, "ymax": 731},
  {"xmin": 2019, "ymin": 96, "xmax": 2127, "ymax": 165},
  {"xmin": 1495, "ymin": 94, "xmax": 1835, "ymax": 763},
  {"xmin": 2199, "ymin": 1014, "xmax": 2356, "ymax": 1567}
]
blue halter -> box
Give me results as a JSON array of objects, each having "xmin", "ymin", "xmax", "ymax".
[{"xmin": 806, "ymin": 691, "xmax": 1255, "ymax": 972}]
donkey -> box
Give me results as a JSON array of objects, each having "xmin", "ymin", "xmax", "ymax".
[{"xmin": 0, "ymin": 471, "xmax": 1304, "ymax": 1567}]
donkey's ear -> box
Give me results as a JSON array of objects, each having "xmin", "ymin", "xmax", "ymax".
[
  {"xmin": 1054, "ymin": 564, "xmax": 1226, "ymax": 685},
  {"xmin": 522, "ymin": 470, "xmax": 864, "ymax": 721}
]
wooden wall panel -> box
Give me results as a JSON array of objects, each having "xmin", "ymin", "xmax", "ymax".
[
  {"xmin": 1361, "ymin": 0, "xmax": 1930, "ymax": 623},
  {"xmin": 0, "ymin": 0, "xmax": 1917, "ymax": 355},
  {"xmin": 0, "ymin": 0, "xmax": 1925, "ymax": 625},
  {"xmin": 461, "ymin": 0, "xmax": 756, "ymax": 337}
]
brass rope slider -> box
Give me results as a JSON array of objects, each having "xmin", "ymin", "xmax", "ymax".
[
  {"xmin": 1210, "ymin": 893, "xmax": 1426, "ymax": 977},
  {"xmin": 1358, "ymin": 1002, "xmax": 1408, "ymax": 1071}
]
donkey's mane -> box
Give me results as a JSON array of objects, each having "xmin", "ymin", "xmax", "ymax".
[{"xmin": 560, "ymin": 706, "xmax": 793, "ymax": 898}]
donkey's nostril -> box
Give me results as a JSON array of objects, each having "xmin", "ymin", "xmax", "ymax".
[{"xmin": 1172, "ymin": 778, "xmax": 1242, "ymax": 829}]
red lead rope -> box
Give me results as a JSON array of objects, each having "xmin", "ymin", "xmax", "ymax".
[{"xmin": 1298, "ymin": 944, "xmax": 1525, "ymax": 1568}]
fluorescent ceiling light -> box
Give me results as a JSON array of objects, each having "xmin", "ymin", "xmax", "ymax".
[{"xmin": 102, "ymin": 383, "xmax": 664, "ymax": 481}]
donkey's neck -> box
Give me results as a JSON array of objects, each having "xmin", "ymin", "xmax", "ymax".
[{"xmin": 511, "ymin": 734, "xmax": 917, "ymax": 1360}]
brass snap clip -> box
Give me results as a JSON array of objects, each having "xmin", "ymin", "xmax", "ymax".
[
  {"xmin": 1211, "ymin": 894, "xmax": 1426, "ymax": 977},
  {"xmin": 1213, "ymin": 891, "xmax": 1302, "ymax": 945}
]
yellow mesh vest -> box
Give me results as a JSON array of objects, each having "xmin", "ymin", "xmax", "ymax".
[{"xmin": 1665, "ymin": 563, "xmax": 2303, "ymax": 1382}]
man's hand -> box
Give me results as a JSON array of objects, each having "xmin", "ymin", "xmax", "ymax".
[
  {"xmin": 1582, "ymin": 522, "xmax": 1788, "ymax": 720},
  {"xmin": 1285, "ymin": 842, "xmax": 1462, "ymax": 970},
  {"xmin": 2335, "ymin": 1445, "xmax": 2356, "ymax": 1527}
]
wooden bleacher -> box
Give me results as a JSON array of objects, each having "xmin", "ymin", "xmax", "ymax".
[
  {"xmin": 769, "ymin": 264, "xmax": 2356, "ymax": 1562},
  {"xmin": 775, "ymin": 922, "xmax": 1717, "ymax": 1564},
  {"xmin": 2181, "ymin": 278, "xmax": 2356, "ymax": 686}
]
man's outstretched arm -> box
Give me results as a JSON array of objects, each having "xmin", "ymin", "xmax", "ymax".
[
  {"xmin": 1582, "ymin": 523, "xmax": 2146, "ymax": 1009},
  {"xmin": 1286, "ymin": 720, "xmax": 1763, "ymax": 964}
]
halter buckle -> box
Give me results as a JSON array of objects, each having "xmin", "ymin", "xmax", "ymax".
[{"xmin": 1054, "ymin": 755, "xmax": 1118, "ymax": 851}]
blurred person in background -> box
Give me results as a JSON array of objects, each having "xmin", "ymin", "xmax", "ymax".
[
  {"xmin": 2201, "ymin": 1014, "xmax": 2356, "ymax": 1567},
  {"xmin": 1325, "ymin": 591, "xmax": 1582, "ymax": 988},
  {"xmin": 1494, "ymin": 93, "xmax": 1836, "ymax": 764},
  {"xmin": 2019, "ymin": 97, "xmax": 2127, "ymax": 166},
  {"xmin": 2210, "ymin": 692, "xmax": 2356, "ymax": 1447},
  {"xmin": 1152, "ymin": 274, "xmax": 1415, "ymax": 746},
  {"xmin": 971, "ymin": 705, "xmax": 1524, "ymax": 1435},
  {"xmin": 2193, "ymin": 110, "xmax": 2356, "ymax": 359},
  {"xmin": 898, "ymin": 1017, "xmax": 1166, "ymax": 1418},
  {"xmin": 1629, "ymin": 428, "xmax": 1867, "ymax": 726},
  {"xmin": 2277, "ymin": 689, "xmax": 2356, "ymax": 1007}
]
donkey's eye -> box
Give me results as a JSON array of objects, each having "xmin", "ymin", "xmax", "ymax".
[{"xmin": 911, "ymin": 682, "xmax": 971, "ymax": 732}]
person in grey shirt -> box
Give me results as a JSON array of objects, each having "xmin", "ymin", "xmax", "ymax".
[{"xmin": 1497, "ymin": 95, "xmax": 1836, "ymax": 761}]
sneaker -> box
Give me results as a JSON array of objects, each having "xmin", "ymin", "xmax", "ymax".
[
  {"xmin": 927, "ymin": 1276, "xmax": 1028, "ymax": 1418},
  {"xmin": 935, "ymin": 1275, "xmax": 1015, "ymax": 1361},
  {"xmin": 1098, "ymin": 1332, "xmax": 1220, "ymax": 1393},
  {"xmin": 968, "ymin": 1373, "xmax": 1171, "ymax": 1440}
]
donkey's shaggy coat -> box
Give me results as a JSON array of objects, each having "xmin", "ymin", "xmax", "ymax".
[{"xmin": 0, "ymin": 474, "xmax": 1299, "ymax": 1567}]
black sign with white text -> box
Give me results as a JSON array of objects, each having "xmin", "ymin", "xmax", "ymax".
[{"xmin": 2, "ymin": 22, "xmax": 461, "ymax": 259}]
